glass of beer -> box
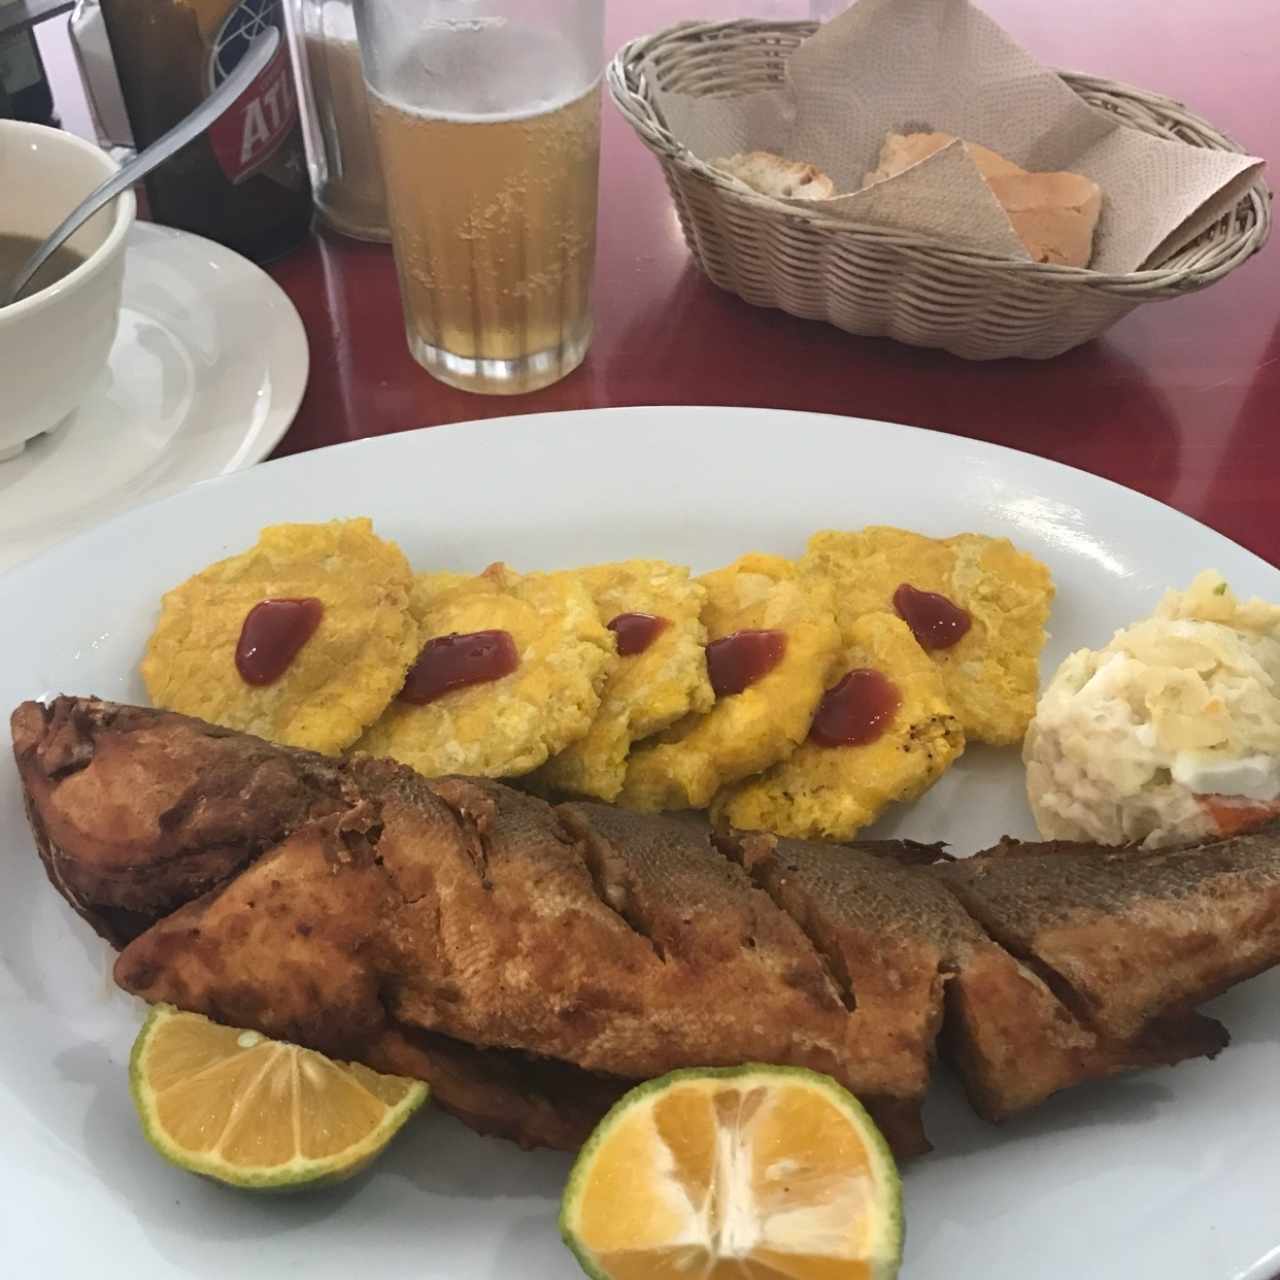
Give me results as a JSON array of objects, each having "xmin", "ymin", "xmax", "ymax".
[{"xmin": 355, "ymin": 0, "xmax": 604, "ymax": 395}]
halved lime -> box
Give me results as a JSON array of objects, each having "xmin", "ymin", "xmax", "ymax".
[
  {"xmin": 561, "ymin": 1065, "xmax": 903, "ymax": 1280},
  {"xmin": 129, "ymin": 1004, "xmax": 428, "ymax": 1190}
]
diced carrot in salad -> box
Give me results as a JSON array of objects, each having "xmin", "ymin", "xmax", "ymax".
[{"xmin": 1199, "ymin": 795, "xmax": 1280, "ymax": 837}]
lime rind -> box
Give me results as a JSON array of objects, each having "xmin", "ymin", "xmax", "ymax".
[
  {"xmin": 560, "ymin": 1063, "xmax": 904, "ymax": 1280},
  {"xmin": 129, "ymin": 1004, "xmax": 429, "ymax": 1192}
]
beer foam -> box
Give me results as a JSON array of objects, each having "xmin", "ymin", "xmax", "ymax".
[
  {"xmin": 313, "ymin": 0, "xmax": 357, "ymax": 43},
  {"xmin": 373, "ymin": 21, "xmax": 597, "ymax": 123}
]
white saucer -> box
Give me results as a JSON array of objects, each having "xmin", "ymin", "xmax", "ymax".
[{"xmin": 0, "ymin": 222, "xmax": 309, "ymax": 571}]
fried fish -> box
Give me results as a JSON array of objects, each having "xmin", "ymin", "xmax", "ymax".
[{"xmin": 14, "ymin": 697, "xmax": 1280, "ymax": 1157}]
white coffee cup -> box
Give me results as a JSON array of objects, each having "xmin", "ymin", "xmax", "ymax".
[{"xmin": 0, "ymin": 121, "xmax": 135, "ymax": 461}]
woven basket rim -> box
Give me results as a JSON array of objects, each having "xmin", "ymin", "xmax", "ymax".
[{"xmin": 607, "ymin": 17, "xmax": 1272, "ymax": 298}]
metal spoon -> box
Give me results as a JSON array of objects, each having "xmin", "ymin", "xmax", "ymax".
[{"xmin": 3, "ymin": 26, "xmax": 280, "ymax": 307}]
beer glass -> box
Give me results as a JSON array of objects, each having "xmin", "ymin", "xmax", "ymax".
[
  {"xmin": 292, "ymin": 0, "xmax": 390, "ymax": 241},
  {"xmin": 355, "ymin": 0, "xmax": 604, "ymax": 395}
]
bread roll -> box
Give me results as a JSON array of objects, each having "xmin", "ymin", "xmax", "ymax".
[
  {"xmin": 864, "ymin": 131, "xmax": 1102, "ymax": 268},
  {"xmin": 713, "ymin": 150, "xmax": 836, "ymax": 200},
  {"xmin": 985, "ymin": 170, "xmax": 1103, "ymax": 269},
  {"xmin": 865, "ymin": 131, "xmax": 1021, "ymax": 184}
]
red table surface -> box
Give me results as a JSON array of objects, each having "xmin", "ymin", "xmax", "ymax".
[{"xmin": 266, "ymin": 0, "xmax": 1279, "ymax": 566}]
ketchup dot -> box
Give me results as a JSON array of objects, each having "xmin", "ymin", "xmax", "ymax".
[
  {"xmin": 809, "ymin": 669, "xmax": 901, "ymax": 748},
  {"xmin": 608, "ymin": 612, "xmax": 669, "ymax": 657},
  {"xmin": 705, "ymin": 629, "xmax": 787, "ymax": 699},
  {"xmin": 235, "ymin": 598, "xmax": 324, "ymax": 686},
  {"xmin": 399, "ymin": 630, "xmax": 519, "ymax": 705},
  {"xmin": 893, "ymin": 583, "xmax": 972, "ymax": 651}
]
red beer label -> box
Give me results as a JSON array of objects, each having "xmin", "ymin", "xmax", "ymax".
[{"xmin": 207, "ymin": 3, "xmax": 299, "ymax": 184}]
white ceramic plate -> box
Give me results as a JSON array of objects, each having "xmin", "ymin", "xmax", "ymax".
[
  {"xmin": 0, "ymin": 222, "xmax": 308, "ymax": 573},
  {"xmin": 1, "ymin": 408, "xmax": 1277, "ymax": 1280}
]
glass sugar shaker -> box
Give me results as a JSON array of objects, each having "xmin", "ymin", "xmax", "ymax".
[{"xmin": 289, "ymin": 0, "xmax": 389, "ymax": 241}]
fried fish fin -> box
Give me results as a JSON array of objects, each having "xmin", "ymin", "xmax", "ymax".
[{"xmin": 352, "ymin": 1026, "xmax": 631, "ymax": 1152}]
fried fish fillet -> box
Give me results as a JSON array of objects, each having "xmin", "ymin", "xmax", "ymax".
[
  {"xmin": 142, "ymin": 519, "xmax": 419, "ymax": 754},
  {"xmin": 15, "ymin": 698, "xmax": 1280, "ymax": 1157},
  {"xmin": 715, "ymin": 612, "xmax": 965, "ymax": 840},
  {"xmin": 619, "ymin": 554, "xmax": 842, "ymax": 811},
  {"xmin": 356, "ymin": 564, "xmax": 615, "ymax": 778},
  {"xmin": 802, "ymin": 527, "xmax": 1054, "ymax": 744},
  {"xmin": 537, "ymin": 560, "xmax": 714, "ymax": 801}
]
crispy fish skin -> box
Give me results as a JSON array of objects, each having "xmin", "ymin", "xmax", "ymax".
[
  {"xmin": 939, "ymin": 942, "xmax": 1228, "ymax": 1124},
  {"xmin": 536, "ymin": 560, "xmax": 714, "ymax": 801},
  {"xmin": 22, "ymin": 699, "xmax": 892, "ymax": 1140},
  {"xmin": 15, "ymin": 698, "xmax": 1280, "ymax": 1156},
  {"xmin": 356, "ymin": 564, "xmax": 616, "ymax": 779},
  {"xmin": 142, "ymin": 518, "xmax": 419, "ymax": 754},
  {"xmin": 714, "ymin": 827, "xmax": 982, "ymax": 1155},
  {"xmin": 715, "ymin": 613, "xmax": 965, "ymax": 840},
  {"xmin": 708, "ymin": 826, "xmax": 1218, "ymax": 1136},
  {"xmin": 619, "ymin": 554, "xmax": 842, "ymax": 811},
  {"xmin": 114, "ymin": 813, "xmax": 396, "ymax": 1056},
  {"xmin": 386, "ymin": 783, "xmax": 850, "ymax": 1082},
  {"xmin": 10, "ymin": 697, "xmax": 629, "ymax": 1149},
  {"xmin": 927, "ymin": 836, "xmax": 1244, "ymax": 1122},
  {"xmin": 933, "ymin": 833, "xmax": 1280, "ymax": 1043},
  {"xmin": 803, "ymin": 527, "xmax": 1053, "ymax": 745}
]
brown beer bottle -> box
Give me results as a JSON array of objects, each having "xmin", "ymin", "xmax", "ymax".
[{"xmin": 101, "ymin": 0, "xmax": 313, "ymax": 262}]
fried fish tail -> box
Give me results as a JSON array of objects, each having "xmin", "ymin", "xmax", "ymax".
[
  {"xmin": 939, "ymin": 942, "xmax": 1229, "ymax": 1123},
  {"xmin": 929, "ymin": 832, "xmax": 1280, "ymax": 1120}
]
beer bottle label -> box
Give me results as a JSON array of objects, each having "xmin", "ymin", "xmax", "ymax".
[{"xmin": 206, "ymin": 0, "xmax": 301, "ymax": 184}]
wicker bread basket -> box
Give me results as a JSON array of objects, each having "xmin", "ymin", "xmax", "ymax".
[{"xmin": 608, "ymin": 19, "xmax": 1272, "ymax": 360}]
